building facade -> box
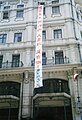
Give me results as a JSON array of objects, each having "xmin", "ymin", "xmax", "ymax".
[{"xmin": 0, "ymin": 0, "xmax": 82, "ymax": 120}]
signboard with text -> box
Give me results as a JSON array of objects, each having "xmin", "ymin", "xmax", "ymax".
[{"xmin": 34, "ymin": 4, "xmax": 43, "ymax": 88}]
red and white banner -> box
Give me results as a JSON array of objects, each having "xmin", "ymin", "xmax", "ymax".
[{"xmin": 34, "ymin": 4, "xmax": 43, "ymax": 88}]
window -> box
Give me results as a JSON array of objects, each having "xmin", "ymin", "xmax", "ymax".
[
  {"xmin": 0, "ymin": 55, "xmax": 3, "ymax": 68},
  {"xmin": 12, "ymin": 54, "xmax": 20, "ymax": 67},
  {"xmin": 3, "ymin": 6, "xmax": 10, "ymax": 20},
  {"xmin": 55, "ymin": 51, "xmax": 64, "ymax": 64},
  {"xmin": 81, "ymin": 16, "xmax": 82, "ymax": 21},
  {"xmin": 3, "ymin": 11, "xmax": 9, "ymax": 19},
  {"xmin": 52, "ymin": 0, "xmax": 59, "ymax": 4},
  {"xmin": 76, "ymin": 11, "xmax": 79, "ymax": 20},
  {"xmin": 17, "ymin": 4, "xmax": 24, "ymax": 8},
  {"xmin": 43, "ymin": 7, "xmax": 45, "ymax": 15},
  {"xmin": 14, "ymin": 33, "xmax": 22, "ymax": 42},
  {"xmin": 81, "ymin": 31, "xmax": 82, "ymax": 39},
  {"xmin": 0, "ymin": 2, "xmax": 3, "ymax": 9},
  {"xmin": 42, "ymin": 52, "xmax": 46, "ymax": 65},
  {"xmin": 42, "ymin": 31, "xmax": 46, "ymax": 40},
  {"xmin": 4, "ymin": 6, "xmax": 10, "ymax": 10},
  {"xmin": 16, "ymin": 10, "xmax": 24, "ymax": 18},
  {"xmin": 16, "ymin": 4, "xmax": 24, "ymax": 18},
  {"xmin": 52, "ymin": 6, "xmax": 60, "ymax": 14},
  {"xmin": 54, "ymin": 29, "xmax": 62, "ymax": 39},
  {"xmin": 0, "ymin": 34, "xmax": 7, "ymax": 43}
]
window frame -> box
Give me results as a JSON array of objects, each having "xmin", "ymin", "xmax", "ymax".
[
  {"xmin": 14, "ymin": 33, "xmax": 22, "ymax": 42},
  {"xmin": 52, "ymin": 0, "xmax": 59, "ymax": 4},
  {"xmin": 80, "ymin": 31, "xmax": 82, "ymax": 39},
  {"xmin": 0, "ymin": 34, "xmax": 7, "ymax": 43},
  {"xmin": 42, "ymin": 30, "xmax": 46, "ymax": 41},
  {"xmin": 12, "ymin": 54, "xmax": 20, "ymax": 67},
  {"xmin": 3, "ymin": 11, "xmax": 9, "ymax": 19},
  {"xmin": 0, "ymin": 55, "xmax": 3, "ymax": 68},
  {"xmin": 52, "ymin": 6, "xmax": 60, "ymax": 15},
  {"xmin": 16, "ymin": 4, "xmax": 24, "ymax": 18},
  {"xmin": 55, "ymin": 51, "xmax": 64, "ymax": 64},
  {"xmin": 3, "ymin": 6, "xmax": 10, "ymax": 20},
  {"xmin": 53, "ymin": 29, "xmax": 62, "ymax": 39}
]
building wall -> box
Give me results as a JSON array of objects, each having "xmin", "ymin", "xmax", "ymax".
[{"xmin": 0, "ymin": 0, "xmax": 82, "ymax": 120}]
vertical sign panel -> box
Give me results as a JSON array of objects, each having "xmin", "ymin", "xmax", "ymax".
[{"xmin": 34, "ymin": 4, "xmax": 43, "ymax": 88}]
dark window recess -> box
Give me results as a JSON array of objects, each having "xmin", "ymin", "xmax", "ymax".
[
  {"xmin": 12, "ymin": 54, "xmax": 20, "ymax": 67},
  {"xmin": 0, "ymin": 34, "xmax": 7, "ymax": 43},
  {"xmin": 14, "ymin": 33, "xmax": 22, "ymax": 42},
  {"xmin": 42, "ymin": 52, "xmax": 46, "ymax": 65},
  {"xmin": 3, "ymin": 11, "xmax": 9, "ymax": 19},
  {"xmin": 16, "ymin": 10, "xmax": 23, "ymax": 18},
  {"xmin": 55, "ymin": 51, "xmax": 64, "ymax": 64},
  {"xmin": 0, "ymin": 55, "xmax": 3, "ymax": 68},
  {"xmin": 54, "ymin": 29, "xmax": 62, "ymax": 39}
]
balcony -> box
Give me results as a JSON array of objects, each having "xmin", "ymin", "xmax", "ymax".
[
  {"xmin": 0, "ymin": 61, "xmax": 23, "ymax": 68},
  {"xmin": 0, "ymin": 81, "xmax": 20, "ymax": 98},
  {"xmin": 31, "ymin": 56, "xmax": 69, "ymax": 66},
  {"xmin": 34, "ymin": 79, "xmax": 70, "ymax": 96},
  {"xmin": 33, "ymin": 79, "xmax": 70, "ymax": 107}
]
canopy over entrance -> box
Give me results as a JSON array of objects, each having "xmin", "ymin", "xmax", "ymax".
[{"xmin": 33, "ymin": 92, "xmax": 71, "ymax": 107}]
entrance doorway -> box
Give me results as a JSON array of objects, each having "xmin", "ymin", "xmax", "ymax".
[
  {"xmin": 33, "ymin": 79, "xmax": 73, "ymax": 120},
  {"xmin": 0, "ymin": 108, "xmax": 18, "ymax": 120},
  {"xmin": 34, "ymin": 106, "xmax": 72, "ymax": 120}
]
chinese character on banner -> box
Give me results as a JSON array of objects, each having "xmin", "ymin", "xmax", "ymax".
[{"xmin": 34, "ymin": 4, "xmax": 43, "ymax": 88}]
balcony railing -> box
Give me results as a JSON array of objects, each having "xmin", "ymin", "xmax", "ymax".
[
  {"xmin": 34, "ymin": 79, "xmax": 70, "ymax": 96},
  {"xmin": 0, "ymin": 61, "xmax": 23, "ymax": 68},
  {"xmin": 31, "ymin": 57, "xmax": 69, "ymax": 66}
]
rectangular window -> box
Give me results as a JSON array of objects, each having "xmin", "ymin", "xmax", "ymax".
[
  {"xmin": 3, "ymin": 6, "xmax": 10, "ymax": 20},
  {"xmin": 81, "ymin": 16, "xmax": 82, "ymax": 21},
  {"xmin": 17, "ymin": 4, "xmax": 24, "ymax": 8},
  {"xmin": 52, "ymin": 6, "xmax": 60, "ymax": 14},
  {"xmin": 54, "ymin": 29, "xmax": 62, "ymax": 39},
  {"xmin": 16, "ymin": 4, "xmax": 24, "ymax": 18},
  {"xmin": 0, "ymin": 55, "xmax": 3, "ymax": 68},
  {"xmin": 43, "ymin": 7, "xmax": 45, "ymax": 15},
  {"xmin": 0, "ymin": 34, "xmax": 7, "ymax": 43},
  {"xmin": 42, "ymin": 31, "xmax": 46, "ymax": 40},
  {"xmin": 12, "ymin": 54, "xmax": 20, "ymax": 67},
  {"xmin": 81, "ymin": 31, "xmax": 82, "ymax": 39},
  {"xmin": 55, "ymin": 51, "xmax": 64, "ymax": 64},
  {"xmin": 76, "ymin": 11, "xmax": 79, "ymax": 20},
  {"xmin": 3, "ymin": 11, "xmax": 9, "ymax": 19},
  {"xmin": 42, "ymin": 52, "xmax": 46, "ymax": 65},
  {"xmin": 4, "ymin": 6, "xmax": 10, "ymax": 10},
  {"xmin": 14, "ymin": 33, "xmax": 22, "ymax": 42},
  {"xmin": 52, "ymin": 0, "xmax": 59, "ymax": 4},
  {"xmin": 16, "ymin": 10, "xmax": 23, "ymax": 18}
]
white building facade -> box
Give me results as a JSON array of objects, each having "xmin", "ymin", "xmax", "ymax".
[{"xmin": 0, "ymin": 0, "xmax": 82, "ymax": 120}]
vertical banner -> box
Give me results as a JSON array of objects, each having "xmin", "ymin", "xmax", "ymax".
[{"xmin": 34, "ymin": 4, "xmax": 43, "ymax": 88}]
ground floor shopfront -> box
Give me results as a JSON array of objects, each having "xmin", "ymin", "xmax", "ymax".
[{"xmin": 0, "ymin": 64, "xmax": 81, "ymax": 120}]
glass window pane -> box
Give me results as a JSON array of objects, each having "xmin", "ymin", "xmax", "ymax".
[
  {"xmin": 54, "ymin": 29, "xmax": 62, "ymax": 39},
  {"xmin": 55, "ymin": 51, "xmax": 64, "ymax": 64},
  {"xmin": 4, "ymin": 6, "xmax": 10, "ymax": 10},
  {"xmin": 3, "ymin": 11, "xmax": 9, "ymax": 19},
  {"xmin": 0, "ymin": 34, "xmax": 7, "ymax": 43},
  {"xmin": 12, "ymin": 54, "xmax": 20, "ymax": 67},
  {"xmin": 52, "ymin": 6, "xmax": 60, "ymax": 14},
  {"xmin": 0, "ymin": 55, "xmax": 3, "ymax": 68},
  {"xmin": 14, "ymin": 33, "xmax": 22, "ymax": 42},
  {"xmin": 42, "ymin": 31, "xmax": 46, "ymax": 40},
  {"xmin": 17, "ymin": 4, "xmax": 24, "ymax": 8},
  {"xmin": 52, "ymin": 0, "xmax": 59, "ymax": 4},
  {"xmin": 16, "ymin": 10, "xmax": 23, "ymax": 18}
]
